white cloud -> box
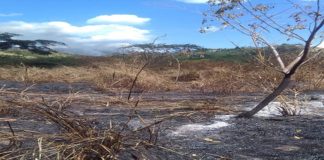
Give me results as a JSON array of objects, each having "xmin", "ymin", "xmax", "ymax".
[
  {"xmin": 0, "ymin": 13, "xmax": 23, "ymax": 17},
  {"xmin": 176, "ymin": 0, "xmax": 209, "ymax": 4},
  {"xmin": 87, "ymin": 14, "xmax": 150, "ymax": 25},
  {"xmin": 0, "ymin": 15, "xmax": 151, "ymax": 55},
  {"xmin": 318, "ymin": 41, "xmax": 324, "ymax": 48}
]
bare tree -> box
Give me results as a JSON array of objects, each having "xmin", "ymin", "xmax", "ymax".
[
  {"xmin": 203, "ymin": 0, "xmax": 323, "ymax": 118},
  {"xmin": 123, "ymin": 43, "xmax": 205, "ymax": 83}
]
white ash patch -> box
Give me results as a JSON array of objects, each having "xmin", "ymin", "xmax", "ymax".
[{"xmin": 171, "ymin": 121, "xmax": 230, "ymax": 136}]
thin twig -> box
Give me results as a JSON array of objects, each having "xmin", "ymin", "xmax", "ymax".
[
  {"xmin": 128, "ymin": 62, "xmax": 149, "ymax": 101},
  {"xmin": 6, "ymin": 121, "xmax": 15, "ymax": 137}
]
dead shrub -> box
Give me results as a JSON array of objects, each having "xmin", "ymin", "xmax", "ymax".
[
  {"xmin": 0, "ymin": 96, "xmax": 123, "ymax": 159},
  {"xmin": 176, "ymin": 71, "xmax": 200, "ymax": 82},
  {"xmin": 276, "ymin": 90, "xmax": 304, "ymax": 116}
]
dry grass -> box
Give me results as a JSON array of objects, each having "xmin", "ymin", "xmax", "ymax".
[
  {"xmin": 0, "ymin": 90, "xmax": 191, "ymax": 159},
  {"xmin": 0, "ymin": 84, "xmax": 204, "ymax": 159},
  {"xmin": 0, "ymin": 53, "xmax": 323, "ymax": 94}
]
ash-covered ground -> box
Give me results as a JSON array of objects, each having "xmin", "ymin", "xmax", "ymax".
[{"xmin": 0, "ymin": 81, "xmax": 324, "ymax": 160}]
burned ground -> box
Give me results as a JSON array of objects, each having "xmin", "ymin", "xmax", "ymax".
[{"xmin": 0, "ymin": 81, "xmax": 323, "ymax": 159}]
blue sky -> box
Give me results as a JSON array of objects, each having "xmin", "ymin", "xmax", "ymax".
[{"xmin": 0, "ymin": 0, "xmax": 322, "ymax": 55}]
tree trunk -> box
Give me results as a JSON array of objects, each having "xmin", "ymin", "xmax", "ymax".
[
  {"xmin": 237, "ymin": 19, "xmax": 323, "ymax": 118},
  {"xmin": 237, "ymin": 75, "xmax": 291, "ymax": 118}
]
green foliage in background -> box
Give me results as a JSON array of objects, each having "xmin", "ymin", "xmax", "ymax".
[{"xmin": 0, "ymin": 50, "xmax": 79, "ymax": 67}]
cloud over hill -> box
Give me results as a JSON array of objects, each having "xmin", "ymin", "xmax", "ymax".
[{"xmin": 0, "ymin": 14, "xmax": 151, "ymax": 55}]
